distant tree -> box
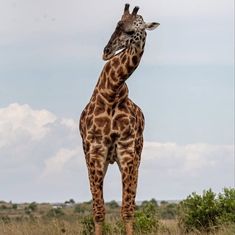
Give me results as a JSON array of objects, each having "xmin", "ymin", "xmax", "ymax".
[
  {"xmin": 160, "ymin": 200, "xmax": 168, "ymax": 205},
  {"xmin": 149, "ymin": 198, "xmax": 158, "ymax": 207},
  {"xmin": 69, "ymin": 198, "xmax": 75, "ymax": 204},
  {"xmin": 12, "ymin": 204, "xmax": 18, "ymax": 210},
  {"xmin": 141, "ymin": 199, "xmax": 158, "ymax": 208},
  {"xmin": 28, "ymin": 202, "xmax": 37, "ymax": 212},
  {"xmin": 65, "ymin": 198, "xmax": 75, "ymax": 205},
  {"xmin": 106, "ymin": 200, "xmax": 119, "ymax": 209}
]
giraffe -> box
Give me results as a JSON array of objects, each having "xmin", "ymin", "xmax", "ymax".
[{"xmin": 79, "ymin": 4, "xmax": 159, "ymax": 235}]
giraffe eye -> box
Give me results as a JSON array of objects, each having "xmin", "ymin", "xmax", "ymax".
[{"xmin": 125, "ymin": 30, "xmax": 135, "ymax": 36}]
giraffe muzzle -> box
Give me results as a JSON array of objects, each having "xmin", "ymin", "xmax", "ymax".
[{"xmin": 103, "ymin": 46, "xmax": 126, "ymax": 61}]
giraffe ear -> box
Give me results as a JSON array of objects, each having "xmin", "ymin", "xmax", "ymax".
[{"xmin": 145, "ymin": 22, "xmax": 160, "ymax": 31}]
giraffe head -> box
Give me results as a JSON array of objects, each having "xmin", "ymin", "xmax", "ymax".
[{"xmin": 103, "ymin": 4, "xmax": 160, "ymax": 60}]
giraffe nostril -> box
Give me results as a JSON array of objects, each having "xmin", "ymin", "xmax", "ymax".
[{"xmin": 104, "ymin": 47, "xmax": 111, "ymax": 54}]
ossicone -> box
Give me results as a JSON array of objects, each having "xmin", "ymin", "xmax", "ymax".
[{"xmin": 132, "ymin": 6, "xmax": 139, "ymax": 16}]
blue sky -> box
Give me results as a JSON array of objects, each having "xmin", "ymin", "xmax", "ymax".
[{"xmin": 0, "ymin": 0, "xmax": 234, "ymax": 202}]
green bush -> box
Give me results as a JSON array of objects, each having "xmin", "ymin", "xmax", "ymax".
[
  {"xmin": 218, "ymin": 188, "xmax": 235, "ymax": 224},
  {"xmin": 12, "ymin": 203, "xmax": 18, "ymax": 210},
  {"xmin": 0, "ymin": 215, "xmax": 11, "ymax": 223},
  {"xmin": 179, "ymin": 189, "xmax": 220, "ymax": 232},
  {"xmin": 81, "ymin": 216, "xmax": 125, "ymax": 235},
  {"xmin": 0, "ymin": 205, "xmax": 7, "ymax": 210},
  {"xmin": 113, "ymin": 220, "xmax": 125, "ymax": 235},
  {"xmin": 28, "ymin": 202, "xmax": 37, "ymax": 212},
  {"xmin": 74, "ymin": 204, "xmax": 85, "ymax": 214},
  {"xmin": 81, "ymin": 215, "xmax": 95, "ymax": 235},
  {"xmin": 159, "ymin": 202, "xmax": 178, "ymax": 219},
  {"xmin": 178, "ymin": 188, "xmax": 235, "ymax": 232},
  {"xmin": 102, "ymin": 222, "xmax": 114, "ymax": 235},
  {"xmin": 46, "ymin": 207, "xmax": 65, "ymax": 218},
  {"xmin": 134, "ymin": 200, "xmax": 159, "ymax": 234}
]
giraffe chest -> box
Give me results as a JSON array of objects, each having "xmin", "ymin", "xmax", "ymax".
[
  {"xmin": 90, "ymin": 103, "xmax": 136, "ymax": 136},
  {"xmin": 80, "ymin": 99, "xmax": 143, "ymax": 140},
  {"xmin": 80, "ymin": 99, "xmax": 144, "ymax": 165}
]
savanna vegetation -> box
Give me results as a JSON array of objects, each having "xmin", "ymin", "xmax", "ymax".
[{"xmin": 0, "ymin": 188, "xmax": 234, "ymax": 235}]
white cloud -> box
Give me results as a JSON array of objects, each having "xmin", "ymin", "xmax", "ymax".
[
  {"xmin": 142, "ymin": 142, "xmax": 233, "ymax": 174},
  {"xmin": 0, "ymin": 103, "xmax": 233, "ymax": 202},
  {"xmin": 0, "ymin": 103, "xmax": 57, "ymax": 147},
  {"xmin": 41, "ymin": 147, "xmax": 81, "ymax": 177},
  {"xmin": 0, "ymin": 103, "xmax": 84, "ymax": 202},
  {"xmin": 138, "ymin": 142, "xmax": 234, "ymax": 199},
  {"xmin": 60, "ymin": 118, "xmax": 78, "ymax": 131}
]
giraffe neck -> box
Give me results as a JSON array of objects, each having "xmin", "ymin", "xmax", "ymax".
[{"xmin": 93, "ymin": 32, "xmax": 146, "ymax": 105}]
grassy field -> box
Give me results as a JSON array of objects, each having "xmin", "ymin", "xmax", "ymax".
[
  {"xmin": 0, "ymin": 199, "xmax": 234, "ymax": 235},
  {"xmin": 0, "ymin": 218, "xmax": 234, "ymax": 235}
]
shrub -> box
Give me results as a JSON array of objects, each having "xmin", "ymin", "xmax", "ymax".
[
  {"xmin": 25, "ymin": 207, "xmax": 31, "ymax": 215},
  {"xmin": 46, "ymin": 208, "xmax": 65, "ymax": 218},
  {"xmin": 134, "ymin": 200, "xmax": 159, "ymax": 234},
  {"xmin": 74, "ymin": 204, "xmax": 85, "ymax": 214},
  {"xmin": 102, "ymin": 222, "xmax": 113, "ymax": 234},
  {"xmin": 81, "ymin": 215, "xmax": 95, "ymax": 235},
  {"xmin": 218, "ymin": 188, "xmax": 235, "ymax": 224},
  {"xmin": 179, "ymin": 189, "xmax": 220, "ymax": 232},
  {"xmin": 0, "ymin": 205, "xmax": 7, "ymax": 210},
  {"xmin": 159, "ymin": 203, "xmax": 178, "ymax": 220},
  {"xmin": 113, "ymin": 220, "xmax": 125, "ymax": 235},
  {"xmin": 178, "ymin": 188, "xmax": 235, "ymax": 232},
  {"xmin": 28, "ymin": 202, "xmax": 37, "ymax": 212},
  {"xmin": 0, "ymin": 216, "xmax": 11, "ymax": 223},
  {"xmin": 81, "ymin": 216, "xmax": 124, "ymax": 235},
  {"xmin": 12, "ymin": 203, "xmax": 18, "ymax": 210}
]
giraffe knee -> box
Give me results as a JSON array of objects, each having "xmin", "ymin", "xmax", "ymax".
[
  {"xmin": 121, "ymin": 205, "xmax": 135, "ymax": 220},
  {"xmin": 94, "ymin": 213, "xmax": 105, "ymax": 223},
  {"xmin": 93, "ymin": 201, "xmax": 105, "ymax": 222}
]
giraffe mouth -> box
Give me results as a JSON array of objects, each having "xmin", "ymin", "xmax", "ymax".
[
  {"xmin": 115, "ymin": 48, "xmax": 126, "ymax": 56},
  {"xmin": 103, "ymin": 47, "xmax": 126, "ymax": 61},
  {"xmin": 115, "ymin": 47, "xmax": 126, "ymax": 55}
]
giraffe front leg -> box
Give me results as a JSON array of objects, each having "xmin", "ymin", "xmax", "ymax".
[
  {"xmin": 85, "ymin": 146, "xmax": 108, "ymax": 235},
  {"xmin": 117, "ymin": 143, "xmax": 140, "ymax": 235}
]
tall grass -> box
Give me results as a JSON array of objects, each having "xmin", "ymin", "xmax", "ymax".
[
  {"xmin": 0, "ymin": 218, "xmax": 234, "ymax": 235},
  {"xmin": 0, "ymin": 218, "xmax": 82, "ymax": 235}
]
